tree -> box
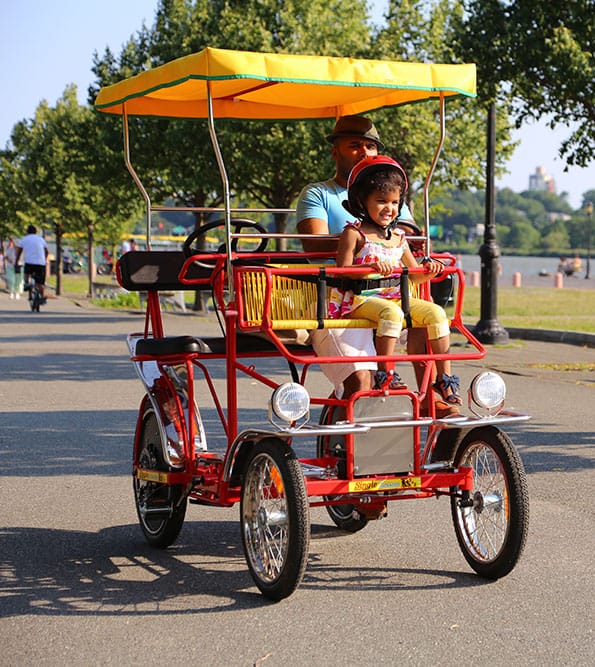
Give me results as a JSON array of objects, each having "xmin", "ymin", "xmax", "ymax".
[
  {"xmin": 370, "ymin": 0, "xmax": 517, "ymax": 217},
  {"xmin": 89, "ymin": 0, "xmax": 374, "ymax": 262},
  {"xmin": 4, "ymin": 86, "xmax": 140, "ymax": 295},
  {"xmin": 0, "ymin": 150, "xmax": 24, "ymax": 242},
  {"xmin": 458, "ymin": 0, "xmax": 594, "ymax": 168}
]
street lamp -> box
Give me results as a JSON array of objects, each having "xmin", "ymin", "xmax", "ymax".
[
  {"xmin": 473, "ymin": 103, "xmax": 509, "ymax": 344},
  {"xmin": 586, "ymin": 201, "xmax": 593, "ymax": 280}
]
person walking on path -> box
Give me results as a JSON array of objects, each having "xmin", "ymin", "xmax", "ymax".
[{"xmin": 4, "ymin": 237, "xmax": 23, "ymax": 299}]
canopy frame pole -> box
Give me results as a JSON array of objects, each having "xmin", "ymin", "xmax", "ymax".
[
  {"xmin": 206, "ymin": 82, "xmax": 235, "ymax": 300},
  {"xmin": 122, "ymin": 106, "xmax": 152, "ymax": 249},
  {"xmin": 422, "ymin": 94, "xmax": 446, "ymax": 252}
]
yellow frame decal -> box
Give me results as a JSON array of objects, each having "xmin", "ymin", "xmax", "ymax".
[
  {"xmin": 137, "ymin": 469, "xmax": 169, "ymax": 484},
  {"xmin": 348, "ymin": 477, "xmax": 421, "ymax": 493}
]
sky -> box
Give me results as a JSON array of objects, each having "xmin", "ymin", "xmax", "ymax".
[{"xmin": 1, "ymin": 0, "xmax": 593, "ymax": 209}]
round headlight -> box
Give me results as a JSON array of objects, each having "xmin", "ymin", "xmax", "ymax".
[
  {"xmin": 469, "ymin": 372, "xmax": 506, "ymax": 416},
  {"xmin": 270, "ymin": 382, "xmax": 310, "ymax": 424}
]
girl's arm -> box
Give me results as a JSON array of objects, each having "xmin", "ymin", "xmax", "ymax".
[{"xmin": 335, "ymin": 226, "xmax": 360, "ymax": 267}]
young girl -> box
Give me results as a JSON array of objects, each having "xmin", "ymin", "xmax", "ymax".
[{"xmin": 329, "ymin": 155, "xmax": 461, "ymax": 403}]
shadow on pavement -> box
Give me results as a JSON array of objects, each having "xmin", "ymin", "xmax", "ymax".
[{"xmin": 0, "ymin": 521, "xmax": 484, "ymax": 617}]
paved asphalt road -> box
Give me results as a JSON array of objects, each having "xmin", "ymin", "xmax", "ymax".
[{"xmin": 1, "ymin": 293, "xmax": 593, "ymax": 666}]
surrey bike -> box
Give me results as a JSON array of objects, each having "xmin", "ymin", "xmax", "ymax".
[{"xmin": 95, "ymin": 48, "xmax": 530, "ymax": 601}]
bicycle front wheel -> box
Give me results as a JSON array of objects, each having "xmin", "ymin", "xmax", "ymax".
[
  {"xmin": 241, "ymin": 438, "xmax": 310, "ymax": 601},
  {"xmin": 451, "ymin": 426, "xmax": 529, "ymax": 579}
]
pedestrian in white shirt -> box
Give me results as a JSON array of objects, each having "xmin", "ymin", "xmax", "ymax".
[{"xmin": 15, "ymin": 225, "xmax": 49, "ymax": 301}]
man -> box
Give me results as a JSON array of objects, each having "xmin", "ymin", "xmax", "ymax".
[
  {"xmin": 15, "ymin": 225, "xmax": 49, "ymax": 302},
  {"xmin": 296, "ymin": 115, "xmax": 458, "ymax": 417}
]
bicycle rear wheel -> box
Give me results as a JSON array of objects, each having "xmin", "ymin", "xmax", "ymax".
[{"xmin": 30, "ymin": 286, "xmax": 42, "ymax": 312}]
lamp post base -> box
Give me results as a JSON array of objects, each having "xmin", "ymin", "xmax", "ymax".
[{"xmin": 473, "ymin": 318, "xmax": 509, "ymax": 345}]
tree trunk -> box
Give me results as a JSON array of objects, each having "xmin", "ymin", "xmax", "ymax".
[
  {"xmin": 87, "ymin": 223, "xmax": 95, "ymax": 298},
  {"xmin": 54, "ymin": 223, "xmax": 63, "ymax": 296},
  {"xmin": 274, "ymin": 211, "xmax": 289, "ymax": 251}
]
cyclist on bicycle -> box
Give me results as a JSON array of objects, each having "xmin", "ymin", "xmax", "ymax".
[{"xmin": 15, "ymin": 225, "xmax": 49, "ymax": 303}]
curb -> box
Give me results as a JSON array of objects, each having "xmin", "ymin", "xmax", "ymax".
[{"xmin": 504, "ymin": 327, "xmax": 595, "ymax": 349}]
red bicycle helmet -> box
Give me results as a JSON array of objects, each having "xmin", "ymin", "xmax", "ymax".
[{"xmin": 346, "ymin": 155, "xmax": 409, "ymax": 220}]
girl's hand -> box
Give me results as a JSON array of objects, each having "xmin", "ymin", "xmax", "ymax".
[
  {"xmin": 369, "ymin": 260, "xmax": 394, "ymax": 276},
  {"xmin": 422, "ymin": 259, "xmax": 444, "ymax": 277}
]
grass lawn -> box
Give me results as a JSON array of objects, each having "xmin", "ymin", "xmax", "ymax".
[{"xmin": 457, "ymin": 286, "xmax": 595, "ymax": 334}]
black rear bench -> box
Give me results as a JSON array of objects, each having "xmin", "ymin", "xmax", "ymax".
[
  {"xmin": 119, "ymin": 251, "xmax": 310, "ymax": 362},
  {"xmin": 117, "ymin": 250, "xmax": 212, "ymax": 291}
]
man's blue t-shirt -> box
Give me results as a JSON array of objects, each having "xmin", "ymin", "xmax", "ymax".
[{"xmin": 296, "ymin": 178, "xmax": 414, "ymax": 234}]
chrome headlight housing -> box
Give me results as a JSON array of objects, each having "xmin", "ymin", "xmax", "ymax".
[
  {"xmin": 269, "ymin": 382, "xmax": 310, "ymax": 427},
  {"xmin": 468, "ymin": 372, "xmax": 506, "ymax": 417}
]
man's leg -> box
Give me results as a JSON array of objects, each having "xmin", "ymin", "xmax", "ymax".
[
  {"xmin": 309, "ymin": 328, "xmax": 376, "ymax": 400},
  {"xmin": 407, "ymin": 327, "xmax": 432, "ymax": 389},
  {"xmin": 407, "ymin": 328, "xmax": 459, "ymax": 418},
  {"xmin": 342, "ymin": 368, "xmax": 373, "ymax": 398}
]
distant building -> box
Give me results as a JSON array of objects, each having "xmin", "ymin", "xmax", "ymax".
[
  {"xmin": 529, "ymin": 166, "xmax": 556, "ymax": 194},
  {"xmin": 548, "ymin": 212, "xmax": 571, "ymax": 223}
]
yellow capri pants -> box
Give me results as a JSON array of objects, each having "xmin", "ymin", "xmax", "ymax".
[{"xmin": 351, "ymin": 296, "xmax": 450, "ymax": 340}]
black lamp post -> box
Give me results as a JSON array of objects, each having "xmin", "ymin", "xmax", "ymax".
[
  {"xmin": 586, "ymin": 201, "xmax": 593, "ymax": 280},
  {"xmin": 473, "ymin": 103, "xmax": 509, "ymax": 344}
]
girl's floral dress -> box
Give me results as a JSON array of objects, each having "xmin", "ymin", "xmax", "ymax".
[{"xmin": 328, "ymin": 223, "xmax": 406, "ymax": 318}]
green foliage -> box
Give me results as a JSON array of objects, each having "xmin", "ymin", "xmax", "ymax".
[
  {"xmin": 457, "ymin": 0, "xmax": 594, "ymax": 168},
  {"xmin": 3, "ymin": 0, "xmax": 592, "ymax": 264},
  {"xmin": 91, "ymin": 291, "xmax": 141, "ymax": 309},
  {"xmin": 431, "ymin": 186, "xmax": 593, "ymax": 254},
  {"xmin": 370, "ymin": 0, "xmax": 516, "ymax": 204}
]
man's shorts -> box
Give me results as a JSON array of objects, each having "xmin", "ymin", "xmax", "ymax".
[
  {"xmin": 309, "ymin": 328, "xmax": 377, "ymax": 397},
  {"xmin": 24, "ymin": 264, "xmax": 46, "ymax": 286}
]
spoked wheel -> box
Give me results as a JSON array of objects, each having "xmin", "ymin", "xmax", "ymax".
[
  {"xmin": 451, "ymin": 426, "xmax": 529, "ymax": 579},
  {"xmin": 316, "ymin": 405, "xmax": 369, "ymax": 533},
  {"xmin": 241, "ymin": 439, "xmax": 310, "ymax": 601},
  {"xmin": 133, "ymin": 410, "xmax": 187, "ymax": 548}
]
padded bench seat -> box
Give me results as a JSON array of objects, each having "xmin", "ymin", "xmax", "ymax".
[
  {"xmin": 135, "ymin": 335, "xmax": 202, "ymax": 356},
  {"xmin": 133, "ymin": 333, "xmax": 312, "ymax": 358}
]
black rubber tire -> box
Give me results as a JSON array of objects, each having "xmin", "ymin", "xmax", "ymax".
[
  {"xmin": 241, "ymin": 439, "xmax": 310, "ymax": 601},
  {"xmin": 133, "ymin": 410, "xmax": 187, "ymax": 548},
  {"xmin": 30, "ymin": 286, "xmax": 41, "ymax": 312},
  {"xmin": 316, "ymin": 405, "xmax": 369, "ymax": 533},
  {"xmin": 451, "ymin": 426, "xmax": 529, "ymax": 579}
]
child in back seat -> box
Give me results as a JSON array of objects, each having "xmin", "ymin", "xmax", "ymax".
[{"xmin": 328, "ymin": 156, "xmax": 461, "ymax": 404}]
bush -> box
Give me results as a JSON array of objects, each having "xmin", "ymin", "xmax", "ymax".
[{"xmin": 91, "ymin": 292, "xmax": 141, "ymax": 309}]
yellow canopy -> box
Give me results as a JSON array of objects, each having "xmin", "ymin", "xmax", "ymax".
[{"xmin": 94, "ymin": 47, "xmax": 476, "ymax": 119}]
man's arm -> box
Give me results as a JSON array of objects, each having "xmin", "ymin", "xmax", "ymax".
[
  {"xmin": 15, "ymin": 247, "xmax": 23, "ymax": 265},
  {"xmin": 297, "ymin": 218, "xmax": 339, "ymax": 253}
]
